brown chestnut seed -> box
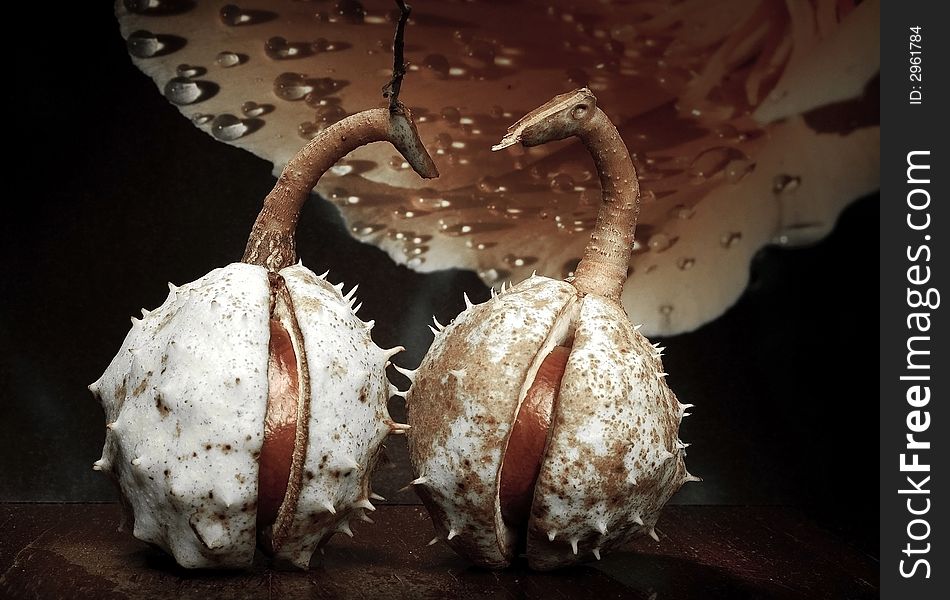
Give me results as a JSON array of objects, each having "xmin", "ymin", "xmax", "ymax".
[
  {"xmin": 257, "ymin": 318, "xmax": 298, "ymax": 533},
  {"xmin": 499, "ymin": 345, "xmax": 571, "ymax": 531},
  {"xmin": 405, "ymin": 89, "xmax": 699, "ymax": 570},
  {"xmin": 256, "ymin": 275, "xmax": 307, "ymax": 552}
]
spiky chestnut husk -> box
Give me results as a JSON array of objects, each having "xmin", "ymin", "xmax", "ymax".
[
  {"xmin": 90, "ymin": 264, "xmax": 398, "ymax": 569},
  {"xmin": 90, "ymin": 1, "xmax": 433, "ymax": 569},
  {"xmin": 405, "ymin": 89, "xmax": 698, "ymax": 570}
]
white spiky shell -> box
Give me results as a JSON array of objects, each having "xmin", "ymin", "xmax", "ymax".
[
  {"xmin": 406, "ymin": 275, "xmax": 693, "ymax": 570},
  {"xmin": 89, "ymin": 262, "xmax": 395, "ymax": 569}
]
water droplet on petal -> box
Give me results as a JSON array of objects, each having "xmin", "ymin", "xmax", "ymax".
[
  {"xmin": 211, "ymin": 114, "xmax": 249, "ymax": 141},
  {"xmin": 314, "ymin": 102, "xmax": 347, "ymax": 126},
  {"xmin": 720, "ymin": 232, "xmax": 742, "ymax": 248},
  {"xmin": 478, "ymin": 268, "xmax": 511, "ymax": 284},
  {"xmin": 550, "ymin": 173, "xmax": 575, "ymax": 193},
  {"xmin": 216, "ymin": 51, "xmax": 242, "ymax": 68},
  {"xmin": 503, "ymin": 254, "xmax": 537, "ymax": 268},
  {"xmin": 648, "ymin": 232, "xmax": 675, "ymax": 253},
  {"xmin": 713, "ymin": 124, "xmax": 740, "ymax": 141},
  {"xmin": 350, "ymin": 222, "xmax": 384, "ymax": 236},
  {"xmin": 441, "ymin": 107, "xmax": 461, "ymax": 125},
  {"xmin": 241, "ymin": 101, "xmax": 268, "ymax": 117},
  {"xmin": 219, "ymin": 4, "xmax": 274, "ymax": 26},
  {"xmin": 668, "ymin": 204, "xmax": 694, "ymax": 220},
  {"xmin": 220, "ymin": 4, "xmax": 251, "ymax": 26},
  {"xmin": 123, "ymin": 0, "xmax": 152, "ymax": 14},
  {"xmin": 477, "ymin": 176, "xmax": 498, "ymax": 193},
  {"xmin": 562, "ymin": 258, "xmax": 581, "ymax": 278},
  {"xmin": 423, "ymin": 54, "xmax": 450, "ymax": 78},
  {"xmin": 331, "ymin": 163, "xmax": 354, "ymax": 176},
  {"xmin": 298, "ymin": 121, "xmax": 321, "ymax": 139},
  {"xmin": 266, "ymin": 37, "xmax": 302, "ymax": 60},
  {"xmin": 274, "ymin": 73, "xmax": 312, "ymax": 101},
  {"xmin": 676, "ymin": 257, "xmax": 695, "ymax": 271},
  {"xmin": 335, "ymin": 0, "xmax": 365, "ymax": 24},
  {"xmin": 772, "ymin": 174, "xmax": 801, "ymax": 194},
  {"xmin": 192, "ymin": 113, "xmax": 214, "ymax": 125},
  {"xmin": 725, "ymin": 158, "xmax": 755, "ymax": 184},
  {"xmin": 688, "ymin": 147, "xmax": 748, "ymax": 181},
  {"xmin": 176, "ymin": 64, "xmax": 204, "ymax": 78},
  {"xmin": 163, "ymin": 77, "xmax": 201, "ymax": 105},
  {"xmin": 304, "ymin": 79, "xmax": 346, "ymax": 104},
  {"xmin": 659, "ymin": 304, "xmax": 674, "ymax": 316},
  {"xmin": 127, "ymin": 30, "xmax": 161, "ymax": 58}
]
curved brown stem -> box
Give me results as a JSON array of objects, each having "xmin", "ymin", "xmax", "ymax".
[
  {"xmin": 242, "ymin": 108, "xmax": 438, "ymax": 272},
  {"xmin": 571, "ymin": 107, "xmax": 640, "ymax": 300},
  {"xmin": 243, "ymin": 0, "xmax": 435, "ymax": 272}
]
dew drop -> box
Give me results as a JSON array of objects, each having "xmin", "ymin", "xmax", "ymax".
[
  {"xmin": 303, "ymin": 79, "xmax": 346, "ymax": 104},
  {"xmin": 659, "ymin": 304, "xmax": 674, "ymax": 316},
  {"xmin": 441, "ymin": 107, "xmax": 461, "ymax": 125},
  {"xmin": 668, "ymin": 204, "xmax": 694, "ymax": 220},
  {"xmin": 476, "ymin": 176, "xmax": 498, "ymax": 193},
  {"xmin": 123, "ymin": 0, "xmax": 152, "ymax": 14},
  {"xmin": 410, "ymin": 191, "xmax": 450, "ymax": 211},
  {"xmin": 688, "ymin": 147, "xmax": 748, "ymax": 180},
  {"xmin": 423, "ymin": 54, "xmax": 450, "ymax": 78},
  {"xmin": 216, "ymin": 51, "xmax": 242, "ymax": 68},
  {"xmin": 445, "ymin": 224, "xmax": 472, "ymax": 236},
  {"xmin": 648, "ymin": 232, "xmax": 675, "ymax": 253},
  {"xmin": 241, "ymin": 101, "xmax": 268, "ymax": 117},
  {"xmin": 350, "ymin": 222, "xmax": 384, "ymax": 236},
  {"xmin": 676, "ymin": 258, "xmax": 695, "ymax": 271},
  {"xmin": 176, "ymin": 64, "xmax": 203, "ymax": 78},
  {"xmin": 720, "ymin": 232, "xmax": 742, "ymax": 249},
  {"xmin": 331, "ymin": 163, "xmax": 354, "ymax": 177},
  {"xmin": 713, "ymin": 124, "xmax": 741, "ymax": 141},
  {"xmin": 191, "ymin": 113, "xmax": 214, "ymax": 125},
  {"xmin": 298, "ymin": 121, "xmax": 321, "ymax": 140},
  {"xmin": 335, "ymin": 0, "xmax": 365, "ymax": 24},
  {"xmin": 465, "ymin": 240, "xmax": 496, "ymax": 251},
  {"xmin": 434, "ymin": 133, "xmax": 453, "ymax": 151},
  {"xmin": 562, "ymin": 257, "xmax": 581, "ymax": 278},
  {"xmin": 388, "ymin": 155, "xmax": 408, "ymax": 170},
  {"xmin": 725, "ymin": 158, "xmax": 755, "ymax": 184},
  {"xmin": 127, "ymin": 30, "xmax": 161, "ymax": 58},
  {"xmin": 163, "ymin": 77, "xmax": 201, "ymax": 105},
  {"xmin": 566, "ymin": 68, "xmax": 588, "ymax": 86},
  {"xmin": 478, "ymin": 268, "xmax": 511, "ymax": 284},
  {"xmin": 266, "ymin": 37, "xmax": 302, "ymax": 60},
  {"xmin": 578, "ymin": 189, "xmax": 597, "ymax": 207},
  {"xmin": 313, "ymin": 103, "xmax": 347, "ymax": 126},
  {"xmin": 464, "ymin": 39, "xmax": 496, "ymax": 66},
  {"xmin": 211, "ymin": 114, "xmax": 249, "ymax": 141},
  {"xmin": 550, "ymin": 173, "xmax": 575, "ymax": 193},
  {"xmin": 503, "ymin": 254, "xmax": 537, "ymax": 268},
  {"xmin": 273, "ymin": 73, "xmax": 312, "ymax": 101},
  {"xmin": 772, "ymin": 174, "xmax": 801, "ymax": 194},
  {"xmin": 219, "ymin": 4, "xmax": 252, "ymax": 26}
]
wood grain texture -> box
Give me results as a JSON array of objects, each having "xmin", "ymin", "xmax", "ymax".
[{"xmin": 0, "ymin": 504, "xmax": 877, "ymax": 599}]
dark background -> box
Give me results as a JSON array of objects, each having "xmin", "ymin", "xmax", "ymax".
[{"xmin": 2, "ymin": 2, "xmax": 877, "ymax": 558}]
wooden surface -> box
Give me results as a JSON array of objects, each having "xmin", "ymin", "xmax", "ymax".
[{"xmin": 0, "ymin": 504, "xmax": 877, "ymax": 599}]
